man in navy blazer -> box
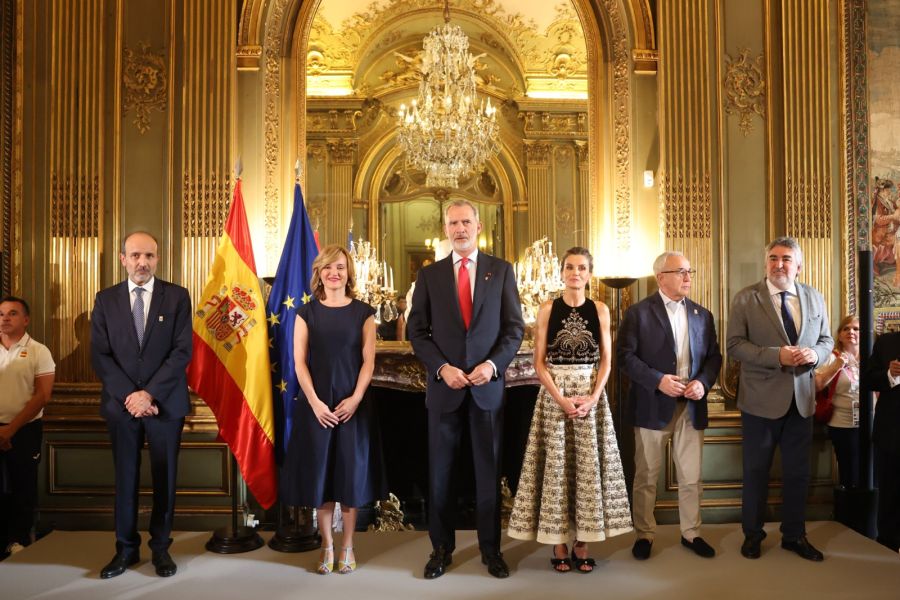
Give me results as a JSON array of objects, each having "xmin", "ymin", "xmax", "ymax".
[
  {"xmin": 91, "ymin": 231, "xmax": 192, "ymax": 579},
  {"xmin": 618, "ymin": 251, "xmax": 722, "ymax": 561},
  {"xmin": 408, "ymin": 200, "xmax": 524, "ymax": 579}
]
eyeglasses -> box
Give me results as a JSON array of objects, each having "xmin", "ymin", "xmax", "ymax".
[{"xmin": 660, "ymin": 269, "xmax": 696, "ymax": 278}]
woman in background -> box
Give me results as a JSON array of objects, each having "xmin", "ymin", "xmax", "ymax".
[{"xmin": 815, "ymin": 315, "xmax": 861, "ymax": 489}]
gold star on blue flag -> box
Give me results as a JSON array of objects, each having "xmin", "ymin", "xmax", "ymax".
[{"xmin": 266, "ymin": 179, "xmax": 320, "ymax": 462}]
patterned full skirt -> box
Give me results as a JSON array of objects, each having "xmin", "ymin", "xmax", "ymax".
[{"xmin": 507, "ymin": 363, "xmax": 633, "ymax": 544}]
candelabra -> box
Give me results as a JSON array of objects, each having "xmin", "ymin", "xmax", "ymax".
[
  {"xmin": 349, "ymin": 239, "xmax": 398, "ymax": 323},
  {"xmin": 514, "ymin": 237, "xmax": 565, "ymax": 324}
]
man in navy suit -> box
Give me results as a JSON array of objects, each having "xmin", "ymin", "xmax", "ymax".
[
  {"xmin": 408, "ymin": 200, "xmax": 524, "ymax": 579},
  {"xmin": 91, "ymin": 231, "xmax": 192, "ymax": 579},
  {"xmin": 618, "ymin": 251, "xmax": 722, "ymax": 561}
]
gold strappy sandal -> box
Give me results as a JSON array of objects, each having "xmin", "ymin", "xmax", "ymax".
[
  {"xmin": 316, "ymin": 545, "xmax": 334, "ymax": 575},
  {"xmin": 338, "ymin": 547, "xmax": 357, "ymax": 574}
]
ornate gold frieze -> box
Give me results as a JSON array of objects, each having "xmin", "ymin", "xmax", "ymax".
[
  {"xmin": 50, "ymin": 175, "xmax": 100, "ymax": 237},
  {"xmin": 122, "ymin": 42, "xmax": 167, "ymax": 135},
  {"xmin": 660, "ymin": 173, "xmax": 712, "ymax": 240},
  {"xmin": 181, "ymin": 174, "xmax": 231, "ymax": 238},
  {"xmin": 723, "ymin": 49, "xmax": 765, "ymax": 137},
  {"xmin": 632, "ymin": 48, "xmax": 659, "ymax": 73},
  {"xmin": 520, "ymin": 111, "xmax": 587, "ymax": 138}
]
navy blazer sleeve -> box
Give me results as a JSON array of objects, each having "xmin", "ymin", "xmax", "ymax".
[
  {"xmin": 617, "ymin": 303, "xmax": 666, "ymax": 391},
  {"xmin": 485, "ymin": 260, "xmax": 525, "ymax": 376},
  {"xmin": 91, "ymin": 289, "xmax": 139, "ymax": 401}
]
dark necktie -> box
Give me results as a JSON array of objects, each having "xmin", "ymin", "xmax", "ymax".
[
  {"xmin": 133, "ymin": 287, "xmax": 146, "ymax": 347},
  {"xmin": 458, "ymin": 257, "xmax": 472, "ymax": 330},
  {"xmin": 780, "ymin": 291, "xmax": 798, "ymax": 345}
]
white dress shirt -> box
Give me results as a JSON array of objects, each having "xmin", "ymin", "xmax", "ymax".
[
  {"xmin": 766, "ymin": 278, "xmax": 801, "ymax": 338},
  {"xmin": 659, "ymin": 291, "xmax": 691, "ymax": 381}
]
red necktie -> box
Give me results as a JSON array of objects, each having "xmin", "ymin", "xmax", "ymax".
[{"xmin": 458, "ymin": 257, "xmax": 472, "ymax": 330}]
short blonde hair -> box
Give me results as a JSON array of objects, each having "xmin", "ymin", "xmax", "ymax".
[{"xmin": 310, "ymin": 244, "xmax": 356, "ymax": 301}]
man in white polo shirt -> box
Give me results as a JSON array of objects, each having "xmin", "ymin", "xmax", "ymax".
[{"xmin": 0, "ymin": 296, "xmax": 55, "ymax": 559}]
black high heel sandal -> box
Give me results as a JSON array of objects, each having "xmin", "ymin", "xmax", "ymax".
[
  {"xmin": 571, "ymin": 544, "xmax": 596, "ymax": 573},
  {"xmin": 551, "ymin": 544, "xmax": 571, "ymax": 573}
]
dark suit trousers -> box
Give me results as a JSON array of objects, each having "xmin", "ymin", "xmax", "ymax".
[
  {"xmin": 107, "ymin": 416, "xmax": 184, "ymax": 554},
  {"xmin": 0, "ymin": 419, "xmax": 42, "ymax": 548},
  {"xmin": 875, "ymin": 446, "xmax": 900, "ymax": 552},
  {"xmin": 428, "ymin": 392, "xmax": 503, "ymax": 554},
  {"xmin": 741, "ymin": 402, "xmax": 812, "ymax": 540}
]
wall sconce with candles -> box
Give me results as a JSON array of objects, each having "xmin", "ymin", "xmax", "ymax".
[{"xmin": 514, "ymin": 237, "xmax": 565, "ymax": 325}]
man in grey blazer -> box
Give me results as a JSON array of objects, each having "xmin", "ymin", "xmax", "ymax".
[{"xmin": 726, "ymin": 236, "xmax": 833, "ymax": 561}]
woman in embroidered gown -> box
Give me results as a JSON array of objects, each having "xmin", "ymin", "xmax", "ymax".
[
  {"xmin": 508, "ymin": 247, "xmax": 632, "ymax": 572},
  {"xmin": 281, "ymin": 244, "xmax": 381, "ymax": 575}
]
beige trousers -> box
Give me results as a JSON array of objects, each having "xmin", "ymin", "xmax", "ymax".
[{"xmin": 632, "ymin": 400, "xmax": 704, "ymax": 541}]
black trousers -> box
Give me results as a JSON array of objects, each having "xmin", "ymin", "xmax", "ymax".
[
  {"xmin": 427, "ymin": 394, "xmax": 503, "ymax": 554},
  {"xmin": 0, "ymin": 419, "xmax": 42, "ymax": 548},
  {"xmin": 741, "ymin": 402, "xmax": 813, "ymax": 541},
  {"xmin": 827, "ymin": 425, "xmax": 860, "ymax": 489},
  {"xmin": 875, "ymin": 446, "xmax": 900, "ymax": 552},
  {"xmin": 107, "ymin": 416, "xmax": 184, "ymax": 555}
]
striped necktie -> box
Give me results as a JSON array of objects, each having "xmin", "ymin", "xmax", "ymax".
[{"xmin": 133, "ymin": 287, "xmax": 146, "ymax": 347}]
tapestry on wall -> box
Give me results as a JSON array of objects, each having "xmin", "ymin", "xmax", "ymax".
[{"xmin": 869, "ymin": 1, "xmax": 900, "ymax": 333}]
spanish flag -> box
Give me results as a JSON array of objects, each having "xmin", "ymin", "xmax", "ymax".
[{"xmin": 188, "ymin": 178, "xmax": 276, "ymax": 508}]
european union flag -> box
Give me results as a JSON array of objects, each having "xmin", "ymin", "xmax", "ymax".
[{"xmin": 267, "ymin": 181, "xmax": 319, "ymax": 462}]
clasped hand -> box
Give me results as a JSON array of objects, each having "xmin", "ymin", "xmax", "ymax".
[
  {"xmin": 557, "ymin": 394, "xmax": 597, "ymax": 419},
  {"xmin": 310, "ymin": 396, "xmax": 360, "ymax": 428},
  {"xmin": 779, "ymin": 346, "xmax": 817, "ymax": 367},
  {"xmin": 658, "ymin": 374, "xmax": 704, "ymax": 400},
  {"xmin": 125, "ymin": 390, "xmax": 158, "ymax": 418},
  {"xmin": 440, "ymin": 363, "xmax": 494, "ymax": 390}
]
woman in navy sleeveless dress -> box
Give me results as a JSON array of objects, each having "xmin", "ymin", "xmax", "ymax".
[{"xmin": 281, "ymin": 244, "xmax": 383, "ymax": 574}]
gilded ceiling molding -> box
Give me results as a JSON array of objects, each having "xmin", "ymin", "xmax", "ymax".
[
  {"xmin": 723, "ymin": 49, "xmax": 765, "ymax": 137},
  {"xmin": 263, "ymin": 0, "xmax": 290, "ymax": 267},
  {"xmin": 122, "ymin": 42, "xmax": 167, "ymax": 135}
]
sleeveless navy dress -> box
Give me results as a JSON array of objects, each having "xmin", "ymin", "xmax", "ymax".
[{"xmin": 280, "ymin": 299, "xmax": 385, "ymax": 508}]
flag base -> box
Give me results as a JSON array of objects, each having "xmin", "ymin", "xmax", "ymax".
[
  {"xmin": 205, "ymin": 526, "xmax": 265, "ymax": 554},
  {"xmin": 268, "ymin": 523, "xmax": 321, "ymax": 553}
]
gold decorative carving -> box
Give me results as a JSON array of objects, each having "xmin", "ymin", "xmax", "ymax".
[
  {"xmin": 264, "ymin": 0, "xmax": 289, "ymax": 266},
  {"xmin": 182, "ymin": 174, "xmax": 231, "ymax": 237},
  {"xmin": 520, "ymin": 111, "xmax": 587, "ymax": 138},
  {"xmin": 660, "ymin": 173, "xmax": 712, "ymax": 239},
  {"xmin": 574, "ymin": 140, "xmax": 589, "ymax": 165},
  {"xmin": 786, "ymin": 173, "xmax": 832, "ymax": 238},
  {"xmin": 327, "ymin": 139, "xmax": 357, "ymax": 164},
  {"xmin": 307, "ymin": 144, "xmax": 327, "ymax": 164},
  {"xmin": 524, "ymin": 141, "xmax": 552, "ymax": 166},
  {"xmin": 122, "ymin": 43, "xmax": 167, "ymax": 134},
  {"xmin": 50, "ymin": 175, "xmax": 100, "ymax": 237},
  {"xmin": 723, "ymin": 49, "xmax": 765, "ymax": 137},
  {"xmin": 367, "ymin": 492, "xmax": 415, "ymax": 532}
]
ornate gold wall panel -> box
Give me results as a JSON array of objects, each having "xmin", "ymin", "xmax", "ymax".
[
  {"xmin": 778, "ymin": 0, "xmax": 833, "ymax": 315},
  {"xmin": 47, "ymin": 0, "xmax": 104, "ymax": 382},
  {"xmin": 658, "ymin": 0, "xmax": 715, "ymax": 312},
  {"xmin": 180, "ymin": 0, "xmax": 235, "ymax": 304},
  {"xmin": 326, "ymin": 138, "xmax": 355, "ymax": 247},
  {"xmin": 524, "ymin": 140, "xmax": 553, "ymax": 243},
  {"xmin": 0, "ymin": 0, "xmax": 15, "ymax": 294}
]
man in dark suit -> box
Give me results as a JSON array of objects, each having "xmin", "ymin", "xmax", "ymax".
[
  {"xmin": 863, "ymin": 331, "xmax": 900, "ymax": 552},
  {"xmin": 407, "ymin": 200, "xmax": 524, "ymax": 579},
  {"xmin": 726, "ymin": 236, "xmax": 832, "ymax": 561},
  {"xmin": 91, "ymin": 231, "xmax": 192, "ymax": 578},
  {"xmin": 618, "ymin": 251, "xmax": 722, "ymax": 561}
]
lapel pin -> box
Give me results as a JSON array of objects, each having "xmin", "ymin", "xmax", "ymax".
[
  {"xmin": 159, "ymin": 315, "xmax": 164, "ymax": 322},
  {"xmin": 485, "ymin": 272, "xmax": 492, "ymax": 281},
  {"xmin": 694, "ymin": 308, "xmax": 698, "ymax": 315}
]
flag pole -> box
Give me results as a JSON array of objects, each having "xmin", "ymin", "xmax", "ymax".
[{"xmin": 267, "ymin": 158, "xmax": 323, "ymax": 553}]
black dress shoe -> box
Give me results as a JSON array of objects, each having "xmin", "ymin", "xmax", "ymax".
[
  {"xmin": 681, "ymin": 536, "xmax": 715, "ymax": 558},
  {"xmin": 152, "ymin": 550, "xmax": 178, "ymax": 577},
  {"xmin": 424, "ymin": 546, "xmax": 452, "ymax": 579},
  {"xmin": 481, "ymin": 551, "xmax": 509, "ymax": 579},
  {"xmin": 781, "ymin": 536, "xmax": 824, "ymax": 562},
  {"xmin": 741, "ymin": 534, "xmax": 765, "ymax": 559},
  {"xmin": 631, "ymin": 538, "xmax": 652, "ymax": 560},
  {"xmin": 100, "ymin": 552, "xmax": 139, "ymax": 579}
]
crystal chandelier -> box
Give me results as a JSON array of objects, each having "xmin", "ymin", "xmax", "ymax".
[
  {"xmin": 348, "ymin": 238, "xmax": 398, "ymax": 324},
  {"xmin": 514, "ymin": 238, "xmax": 565, "ymax": 324},
  {"xmin": 396, "ymin": 0, "xmax": 500, "ymax": 188}
]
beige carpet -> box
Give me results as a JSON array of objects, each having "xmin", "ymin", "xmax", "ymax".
[{"xmin": 1, "ymin": 521, "xmax": 897, "ymax": 600}]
